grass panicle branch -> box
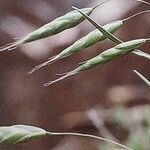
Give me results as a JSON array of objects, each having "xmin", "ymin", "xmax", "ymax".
[
  {"xmin": 0, "ymin": 125, "xmax": 133, "ymax": 150},
  {"xmin": 134, "ymin": 70, "xmax": 150, "ymax": 86},
  {"xmin": 122, "ymin": 10, "xmax": 150, "ymax": 22},
  {"xmin": 0, "ymin": 1, "xmax": 109, "ymax": 53},
  {"xmin": 43, "ymin": 39, "xmax": 146, "ymax": 86},
  {"xmin": 46, "ymin": 132, "xmax": 133, "ymax": 150}
]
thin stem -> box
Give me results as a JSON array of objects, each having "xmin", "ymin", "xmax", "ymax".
[
  {"xmin": 133, "ymin": 50, "xmax": 150, "ymax": 60},
  {"xmin": 92, "ymin": 0, "xmax": 111, "ymax": 11},
  {"xmin": 134, "ymin": 70, "xmax": 150, "ymax": 86},
  {"xmin": 46, "ymin": 132, "xmax": 133, "ymax": 150},
  {"xmin": 136, "ymin": 0, "xmax": 150, "ymax": 5},
  {"xmin": 122, "ymin": 10, "xmax": 150, "ymax": 22}
]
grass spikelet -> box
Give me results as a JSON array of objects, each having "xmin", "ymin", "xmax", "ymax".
[
  {"xmin": 73, "ymin": 6, "xmax": 150, "ymax": 60},
  {"xmin": 0, "ymin": 1, "xmax": 109, "ymax": 53},
  {"xmin": 134, "ymin": 70, "xmax": 150, "ymax": 86},
  {"xmin": 44, "ymin": 39, "xmax": 146, "ymax": 86},
  {"xmin": 29, "ymin": 10, "xmax": 150, "ymax": 74},
  {"xmin": 72, "ymin": 6, "xmax": 122, "ymax": 44},
  {"xmin": 0, "ymin": 125, "xmax": 46, "ymax": 144},
  {"xmin": 29, "ymin": 20, "xmax": 123, "ymax": 74}
]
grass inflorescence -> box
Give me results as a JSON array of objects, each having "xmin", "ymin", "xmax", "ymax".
[
  {"xmin": 0, "ymin": 1, "xmax": 149, "ymax": 150},
  {"xmin": 29, "ymin": 9, "xmax": 150, "ymax": 74},
  {"xmin": 0, "ymin": 0, "xmax": 109, "ymax": 53},
  {"xmin": 43, "ymin": 39, "xmax": 147, "ymax": 86},
  {"xmin": 0, "ymin": 125, "xmax": 133, "ymax": 150}
]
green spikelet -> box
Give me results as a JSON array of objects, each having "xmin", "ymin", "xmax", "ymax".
[{"xmin": 0, "ymin": 125, "xmax": 46, "ymax": 144}]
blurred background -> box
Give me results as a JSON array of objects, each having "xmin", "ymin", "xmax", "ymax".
[{"xmin": 0, "ymin": 0, "xmax": 149, "ymax": 150}]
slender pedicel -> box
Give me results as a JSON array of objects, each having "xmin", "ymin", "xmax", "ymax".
[
  {"xmin": 29, "ymin": 10, "xmax": 150, "ymax": 74},
  {"xmin": 134, "ymin": 70, "xmax": 150, "ymax": 86},
  {"xmin": 43, "ymin": 39, "xmax": 147, "ymax": 86},
  {"xmin": 0, "ymin": 0, "xmax": 109, "ymax": 53},
  {"xmin": 133, "ymin": 49, "xmax": 150, "ymax": 60},
  {"xmin": 122, "ymin": 10, "xmax": 150, "ymax": 22},
  {"xmin": 46, "ymin": 132, "xmax": 133, "ymax": 150}
]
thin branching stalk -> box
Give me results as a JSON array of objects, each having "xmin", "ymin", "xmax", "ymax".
[
  {"xmin": 122, "ymin": 10, "xmax": 150, "ymax": 22},
  {"xmin": 134, "ymin": 70, "xmax": 150, "ymax": 86},
  {"xmin": 46, "ymin": 132, "xmax": 133, "ymax": 150}
]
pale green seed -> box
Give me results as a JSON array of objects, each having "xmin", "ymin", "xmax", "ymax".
[
  {"xmin": 77, "ymin": 39, "xmax": 146, "ymax": 71},
  {"xmin": 23, "ymin": 8, "xmax": 93, "ymax": 43},
  {"xmin": 0, "ymin": 1, "xmax": 108, "ymax": 52},
  {"xmin": 29, "ymin": 20, "xmax": 123, "ymax": 74},
  {"xmin": 0, "ymin": 125, "xmax": 46, "ymax": 144},
  {"xmin": 43, "ymin": 39, "xmax": 146, "ymax": 86}
]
